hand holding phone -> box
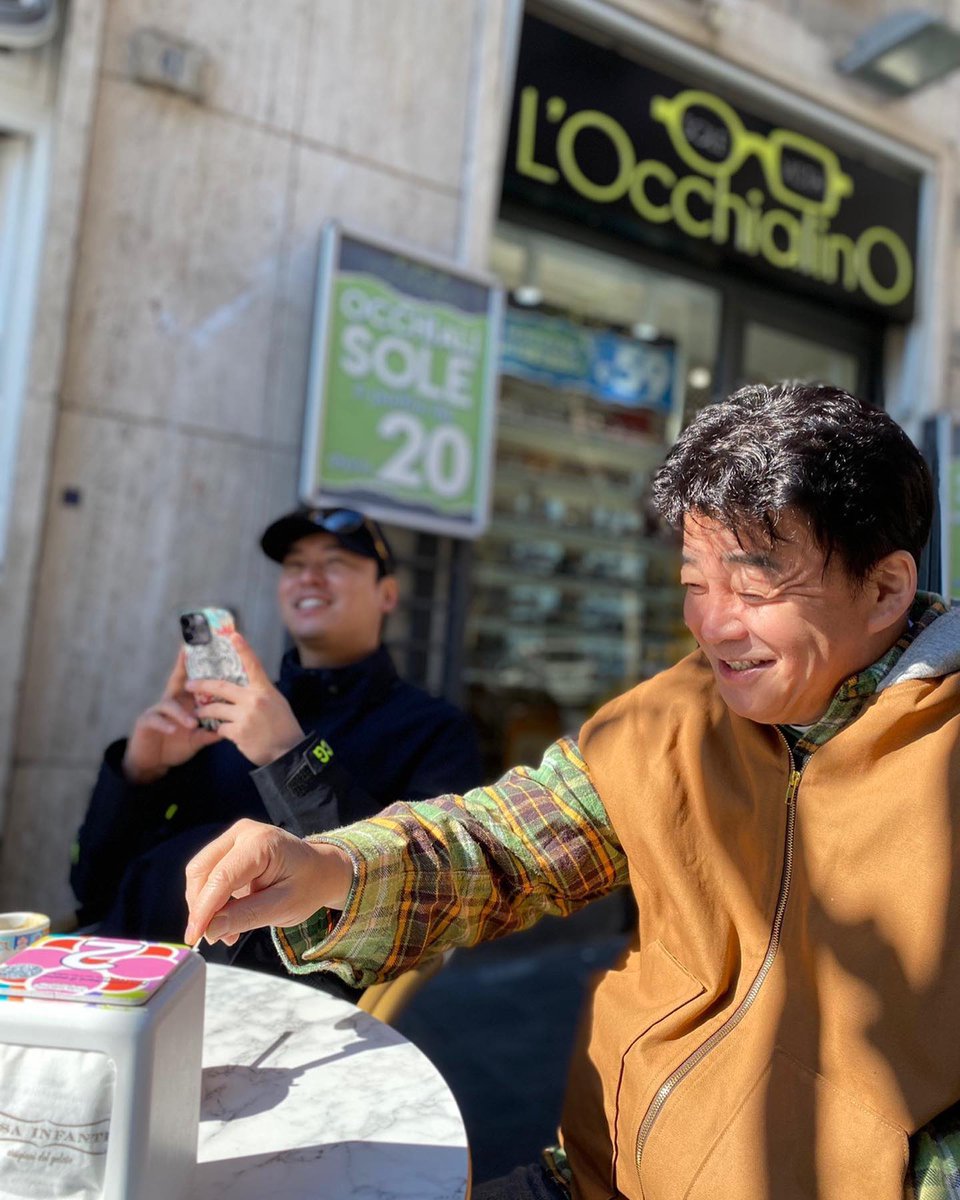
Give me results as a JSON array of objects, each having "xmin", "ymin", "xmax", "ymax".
[
  {"xmin": 122, "ymin": 653, "xmax": 220, "ymax": 785},
  {"xmin": 179, "ymin": 608, "xmax": 249, "ymax": 731},
  {"xmin": 182, "ymin": 623, "xmax": 304, "ymax": 767}
]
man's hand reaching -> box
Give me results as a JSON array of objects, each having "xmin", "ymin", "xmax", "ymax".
[{"xmin": 183, "ymin": 818, "xmax": 354, "ymax": 947}]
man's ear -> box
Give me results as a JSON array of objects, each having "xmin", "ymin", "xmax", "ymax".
[
  {"xmin": 865, "ymin": 550, "xmax": 917, "ymax": 635},
  {"xmin": 378, "ymin": 575, "xmax": 399, "ymax": 616}
]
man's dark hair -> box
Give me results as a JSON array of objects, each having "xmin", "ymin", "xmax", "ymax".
[{"xmin": 651, "ymin": 381, "xmax": 933, "ymax": 583}]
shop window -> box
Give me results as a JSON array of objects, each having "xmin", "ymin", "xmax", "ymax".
[
  {"xmin": 466, "ymin": 223, "xmax": 721, "ymax": 774},
  {"xmin": 741, "ymin": 320, "xmax": 859, "ymax": 392}
]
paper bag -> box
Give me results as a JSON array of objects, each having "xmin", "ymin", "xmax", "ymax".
[{"xmin": 0, "ymin": 1044, "xmax": 114, "ymax": 1199}]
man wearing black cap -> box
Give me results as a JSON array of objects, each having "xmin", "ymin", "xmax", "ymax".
[{"xmin": 70, "ymin": 507, "xmax": 483, "ymax": 973}]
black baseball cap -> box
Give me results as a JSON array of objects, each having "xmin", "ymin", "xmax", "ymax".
[{"xmin": 260, "ymin": 507, "xmax": 396, "ymax": 577}]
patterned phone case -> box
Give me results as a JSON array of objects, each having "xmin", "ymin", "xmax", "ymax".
[{"xmin": 180, "ymin": 607, "xmax": 248, "ymax": 730}]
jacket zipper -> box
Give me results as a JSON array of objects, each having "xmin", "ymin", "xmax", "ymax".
[{"xmin": 635, "ymin": 739, "xmax": 801, "ymax": 1177}]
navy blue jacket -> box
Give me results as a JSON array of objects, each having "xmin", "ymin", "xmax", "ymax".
[{"xmin": 71, "ymin": 646, "xmax": 482, "ymax": 942}]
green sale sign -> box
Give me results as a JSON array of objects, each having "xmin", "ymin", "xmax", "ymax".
[{"xmin": 302, "ymin": 225, "xmax": 502, "ymax": 537}]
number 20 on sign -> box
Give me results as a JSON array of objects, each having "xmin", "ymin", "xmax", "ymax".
[{"xmin": 303, "ymin": 225, "xmax": 501, "ymax": 538}]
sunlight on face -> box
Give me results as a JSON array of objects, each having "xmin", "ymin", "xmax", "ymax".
[{"xmin": 680, "ymin": 512, "xmax": 885, "ymax": 726}]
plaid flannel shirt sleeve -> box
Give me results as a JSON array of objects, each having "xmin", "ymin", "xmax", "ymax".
[
  {"xmin": 908, "ymin": 1102, "xmax": 960, "ymax": 1200},
  {"xmin": 271, "ymin": 736, "xmax": 627, "ymax": 988}
]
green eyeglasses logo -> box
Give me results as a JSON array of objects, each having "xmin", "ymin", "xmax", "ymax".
[
  {"xmin": 650, "ymin": 89, "xmax": 854, "ymax": 218},
  {"xmin": 512, "ymin": 82, "xmax": 914, "ymax": 310}
]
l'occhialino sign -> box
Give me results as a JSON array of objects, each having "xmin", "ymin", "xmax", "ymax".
[{"xmin": 504, "ymin": 15, "xmax": 920, "ymax": 321}]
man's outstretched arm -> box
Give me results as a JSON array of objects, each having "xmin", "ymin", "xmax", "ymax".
[{"xmin": 185, "ymin": 736, "xmax": 628, "ymax": 986}]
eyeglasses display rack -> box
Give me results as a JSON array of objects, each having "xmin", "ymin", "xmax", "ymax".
[{"xmin": 464, "ymin": 371, "xmax": 694, "ymax": 772}]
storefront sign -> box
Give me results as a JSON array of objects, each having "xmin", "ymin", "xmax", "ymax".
[
  {"xmin": 501, "ymin": 307, "xmax": 675, "ymax": 410},
  {"xmin": 302, "ymin": 225, "xmax": 502, "ymax": 537},
  {"xmin": 504, "ymin": 15, "xmax": 921, "ymax": 320}
]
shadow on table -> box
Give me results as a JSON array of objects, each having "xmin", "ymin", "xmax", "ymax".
[
  {"xmin": 193, "ymin": 1139, "xmax": 468, "ymax": 1199},
  {"xmin": 201, "ymin": 1021, "xmax": 382, "ymax": 1120}
]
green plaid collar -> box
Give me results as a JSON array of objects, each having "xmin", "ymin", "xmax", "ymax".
[{"xmin": 784, "ymin": 591, "xmax": 948, "ymax": 761}]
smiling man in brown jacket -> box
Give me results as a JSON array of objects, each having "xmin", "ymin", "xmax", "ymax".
[{"xmin": 184, "ymin": 382, "xmax": 960, "ymax": 1200}]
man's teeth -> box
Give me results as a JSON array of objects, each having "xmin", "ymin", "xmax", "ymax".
[{"xmin": 297, "ymin": 598, "xmax": 329, "ymax": 610}]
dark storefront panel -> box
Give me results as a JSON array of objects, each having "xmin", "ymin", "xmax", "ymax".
[{"xmin": 505, "ymin": 13, "xmax": 921, "ymax": 321}]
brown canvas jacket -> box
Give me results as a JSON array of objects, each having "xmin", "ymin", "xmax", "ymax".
[{"xmin": 569, "ymin": 636, "xmax": 960, "ymax": 1200}]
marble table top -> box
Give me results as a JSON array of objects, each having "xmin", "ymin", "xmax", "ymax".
[{"xmin": 196, "ymin": 963, "xmax": 469, "ymax": 1199}]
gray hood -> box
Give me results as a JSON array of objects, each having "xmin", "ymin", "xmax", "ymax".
[{"xmin": 877, "ymin": 604, "xmax": 960, "ymax": 692}]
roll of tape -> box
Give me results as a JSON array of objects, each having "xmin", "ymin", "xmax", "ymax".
[{"xmin": 0, "ymin": 912, "xmax": 50, "ymax": 963}]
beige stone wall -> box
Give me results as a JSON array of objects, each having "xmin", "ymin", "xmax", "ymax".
[{"xmin": 0, "ymin": 0, "xmax": 511, "ymax": 921}]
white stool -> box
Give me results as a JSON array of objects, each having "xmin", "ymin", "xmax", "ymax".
[{"xmin": 0, "ymin": 946, "xmax": 205, "ymax": 1200}]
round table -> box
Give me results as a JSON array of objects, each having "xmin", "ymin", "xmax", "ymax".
[{"xmin": 196, "ymin": 963, "xmax": 470, "ymax": 1199}]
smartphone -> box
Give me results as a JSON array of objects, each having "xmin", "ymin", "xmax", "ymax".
[{"xmin": 179, "ymin": 607, "xmax": 248, "ymax": 731}]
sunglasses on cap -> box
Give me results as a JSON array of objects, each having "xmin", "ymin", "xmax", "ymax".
[{"xmin": 301, "ymin": 508, "xmax": 395, "ymax": 575}]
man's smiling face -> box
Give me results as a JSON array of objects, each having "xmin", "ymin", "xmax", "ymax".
[
  {"xmin": 276, "ymin": 531, "xmax": 396, "ymax": 668},
  {"xmin": 680, "ymin": 510, "xmax": 889, "ymax": 726}
]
